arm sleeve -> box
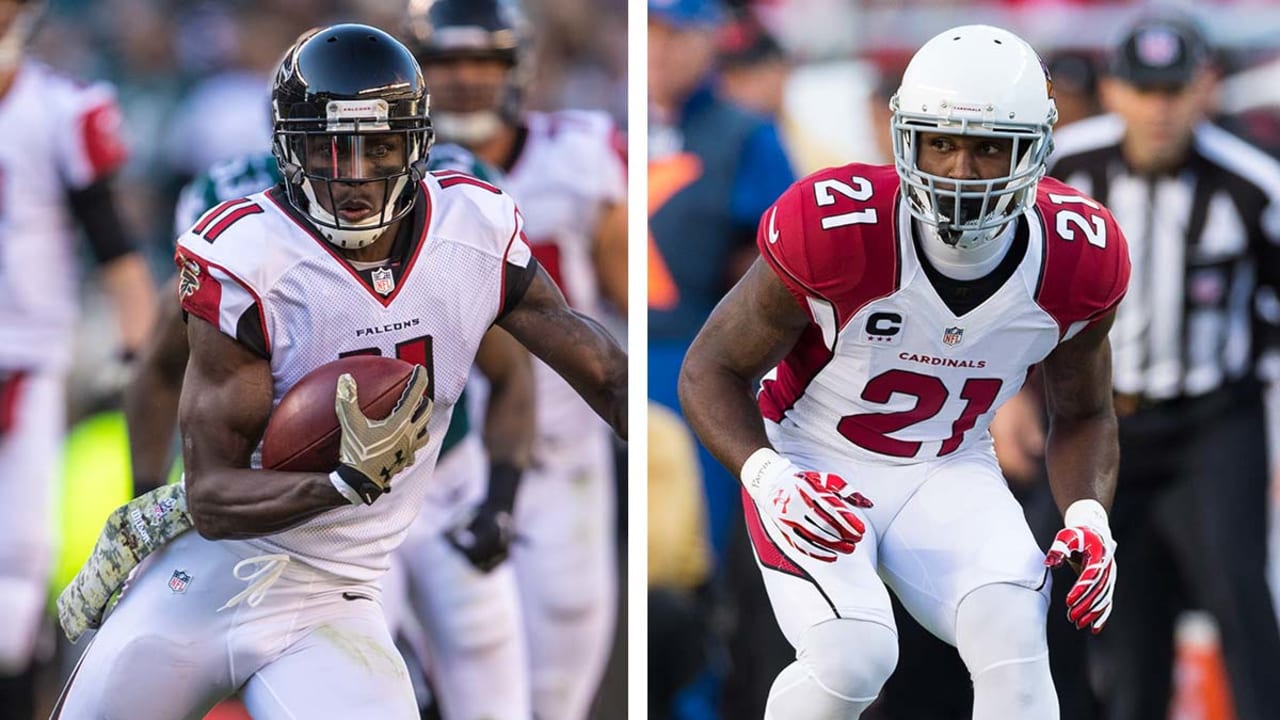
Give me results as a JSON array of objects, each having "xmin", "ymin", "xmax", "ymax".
[{"xmin": 66, "ymin": 178, "xmax": 137, "ymax": 265}]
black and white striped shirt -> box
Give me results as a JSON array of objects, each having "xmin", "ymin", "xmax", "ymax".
[{"xmin": 1049, "ymin": 115, "xmax": 1280, "ymax": 404}]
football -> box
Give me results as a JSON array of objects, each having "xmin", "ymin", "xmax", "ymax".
[{"xmin": 260, "ymin": 355, "xmax": 416, "ymax": 472}]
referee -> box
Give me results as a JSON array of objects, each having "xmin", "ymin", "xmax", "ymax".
[{"xmin": 1048, "ymin": 14, "xmax": 1280, "ymax": 720}]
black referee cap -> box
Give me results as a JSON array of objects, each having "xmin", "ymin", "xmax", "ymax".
[{"xmin": 1110, "ymin": 15, "xmax": 1210, "ymax": 90}]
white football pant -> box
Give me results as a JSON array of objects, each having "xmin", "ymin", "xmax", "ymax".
[
  {"xmin": 755, "ymin": 422, "xmax": 1056, "ymax": 719},
  {"xmin": 397, "ymin": 434, "xmax": 531, "ymax": 720},
  {"xmin": 0, "ymin": 369, "xmax": 61, "ymax": 673},
  {"xmin": 55, "ymin": 531, "xmax": 417, "ymax": 719},
  {"xmin": 514, "ymin": 426, "xmax": 617, "ymax": 720}
]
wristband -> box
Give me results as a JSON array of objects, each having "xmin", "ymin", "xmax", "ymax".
[
  {"xmin": 329, "ymin": 467, "xmax": 374, "ymax": 505},
  {"xmin": 1064, "ymin": 498, "xmax": 1110, "ymax": 535},
  {"xmin": 486, "ymin": 461, "xmax": 523, "ymax": 510},
  {"xmin": 740, "ymin": 447, "xmax": 791, "ymax": 503}
]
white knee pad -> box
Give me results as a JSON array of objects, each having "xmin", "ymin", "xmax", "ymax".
[
  {"xmin": 956, "ymin": 582, "xmax": 1058, "ymax": 720},
  {"xmin": 765, "ymin": 618, "xmax": 898, "ymax": 720},
  {"xmin": 0, "ymin": 577, "xmax": 44, "ymax": 673}
]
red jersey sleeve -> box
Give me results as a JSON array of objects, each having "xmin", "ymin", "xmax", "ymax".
[
  {"xmin": 57, "ymin": 82, "xmax": 128, "ymax": 189},
  {"xmin": 756, "ymin": 164, "xmax": 902, "ymax": 328},
  {"xmin": 1033, "ymin": 177, "xmax": 1132, "ymax": 340}
]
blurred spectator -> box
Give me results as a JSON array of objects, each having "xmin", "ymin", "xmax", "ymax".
[
  {"xmin": 1042, "ymin": 13, "xmax": 1280, "ymax": 720},
  {"xmin": 1045, "ymin": 49, "xmax": 1102, "ymax": 128},
  {"xmin": 648, "ymin": 0, "xmax": 794, "ymax": 507},
  {"xmin": 649, "ymin": 2, "xmax": 794, "ymax": 717},
  {"xmin": 716, "ymin": 12, "xmax": 789, "ymax": 118}
]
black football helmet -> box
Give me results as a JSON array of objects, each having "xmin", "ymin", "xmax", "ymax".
[
  {"xmin": 403, "ymin": 0, "xmax": 529, "ymax": 144},
  {"xmin": 271, "ymin": 24, "xmax": 434, "ymax": 250}
]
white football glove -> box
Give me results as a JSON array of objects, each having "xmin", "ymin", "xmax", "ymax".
[
  {"xmin": 330, "ymin": 366, "xmax": 432, "ymax": 505},
  {"xmin": 1045, "ymin": 498, "xmax": 1117, "ymax": 634},
  {"xmin": 741, "ymin": 448, "xmax": 873, "ymax": 562}
]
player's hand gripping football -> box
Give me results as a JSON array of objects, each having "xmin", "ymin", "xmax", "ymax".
[
  {"xmin": 1045, "ymin": 499, "xmax": 1117, "ymax": 634},
  {"xmin": 331, "ymin": 366, "xmax": 432, "ymax": 505},
  {"xmin": 741, "ymin": 448, "xmax": 873, "ymax": 562}
]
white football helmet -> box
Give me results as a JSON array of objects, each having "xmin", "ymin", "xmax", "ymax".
[{"xmin": 891, "ymin": 25, "xmax": 1058, "ymax": 250}]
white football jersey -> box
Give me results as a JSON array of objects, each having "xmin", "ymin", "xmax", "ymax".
[
  {"xmin": 758, "ymin": 164, "xmax": 1130, "ymax": 465},
  {"xmin": 501, "ymin": 110, "xmax": 625, "ymax": 439},
  {"xmin": 176, "ymin": 172, "xmax": 533, "ymax": 581},
  {"xmin": 0, "ymin": 61, "xmax": 127, "ymax": 370}
]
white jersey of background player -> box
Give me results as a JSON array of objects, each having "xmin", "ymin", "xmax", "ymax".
[
  {"xmin": 0, "ymin": 0, "xmax": 155, "ymax": 711},
  {"xmin": 681, "ymin": 26, "xmax": 1129, "ymax": 720},
  {"xmin": 54, "ymin": 25, "xmax": 626, "ymax": 720},
  {"xmin": 405, "ymin": 2, "xmax": 628, "ymax": 719}
]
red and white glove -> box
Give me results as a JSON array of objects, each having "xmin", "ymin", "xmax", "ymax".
[
  {"xmin": 1045, "ymin": 498, "xmax": 1117, "ymax": 634},
  {"xmin": 741, "ymin": 448, "xmax": 873, "ymax": 563}
]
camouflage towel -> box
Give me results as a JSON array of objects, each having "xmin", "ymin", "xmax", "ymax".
[{"xmin": 57, "ymin": 483, "xmax": 194, "ymax": 642}]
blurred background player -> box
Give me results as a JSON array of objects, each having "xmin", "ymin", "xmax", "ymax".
[
  {"xmin": 404, "ymin": 2, "xmax": 628, "ymax": 717},
  {"xmin": 0, "ymin": 1, "xmax": 156, "ymax": 716}
]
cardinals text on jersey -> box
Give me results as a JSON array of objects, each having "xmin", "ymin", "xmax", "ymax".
[{"xmin": 757, "ymin": 164, "xmax": 1130, "ymax": 465}]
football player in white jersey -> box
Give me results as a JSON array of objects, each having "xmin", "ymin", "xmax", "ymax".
[
  {"xmin": 0, "ymin": 0, "xmax": 156, "ymax": 715},
  {"xmin": 403, "ymin": 3, "xmax": 628, "ymax": 717},
  {"xmin": 52, "ymin": 24, "xmax": 625, "ymax": 720},
  {"xmin": 113, "ymin": 146, "xmax": 539, "ymax": 720},
  {"xmin": 681, "ymin": 26, "xmax": 1130, "ymax": 719}
]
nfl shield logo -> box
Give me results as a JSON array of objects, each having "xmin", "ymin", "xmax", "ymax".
[
  {"xmin": 168, "ymin": 569, "xmax": 191, "ymax": 594},
  {"xmin": 1136, "ymin": 28, "xmax": 1180, "ymax": 68},
  {"xmin": 943, "ymin": 326, "xmax": 964, "ymax": 347},
  {"xmin": 371, "ymin": 267, "xmax": 395, "ymax": 296}
]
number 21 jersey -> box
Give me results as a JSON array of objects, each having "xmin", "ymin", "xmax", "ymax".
[{"xmin": 757, "ymin": 164, "xmax": 1130, "ymax": 464}]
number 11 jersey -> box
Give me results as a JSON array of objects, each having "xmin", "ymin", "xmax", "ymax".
[{"xmin": 757, "ymin": 164, "xmax": 1130, "ymax": 465}]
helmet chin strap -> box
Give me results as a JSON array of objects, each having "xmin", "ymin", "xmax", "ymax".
[
  {"xmin": 300, "ymin": 176, "xmax": 409, "ymax": 250},
  {"xmin": 433, "ymin": 110, "xmax": 503, "ymax": 146}
]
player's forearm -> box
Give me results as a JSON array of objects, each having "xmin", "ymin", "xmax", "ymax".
[
  {"xmin": 527, "ymin": 311, "xmax": 628, "ymax": 439},
  {"xmin": 562, "ymin": 313, "xmax": 628, "ymax": 439},
  {"xmin": 124, "ymin": 367, "xmax": 181, "ymax": 493},
  {"xmin": 678, "ymin": 352, "xmax": 771, "ymax": 480},
  {"xmin": 593, "ymin": 201, "xmax": 629, "ymax": 312},
  {"xmin": 100, "ymin": 253, "xmax": 158, "ymax": 354},
  {"xmin": 124, "ymin": 289, "xmax": 190, "ymax": 493},
  {"xmin": 185, "ymin": 467, "xmax": 346, "ymax": 540},
  {"xmin": 1044, "ymin": 411, "xmax": 1118, "ymax": 517},
  {"xmin": 485, "ymin": 378, "xmax": 534, "ymax": 470}
]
